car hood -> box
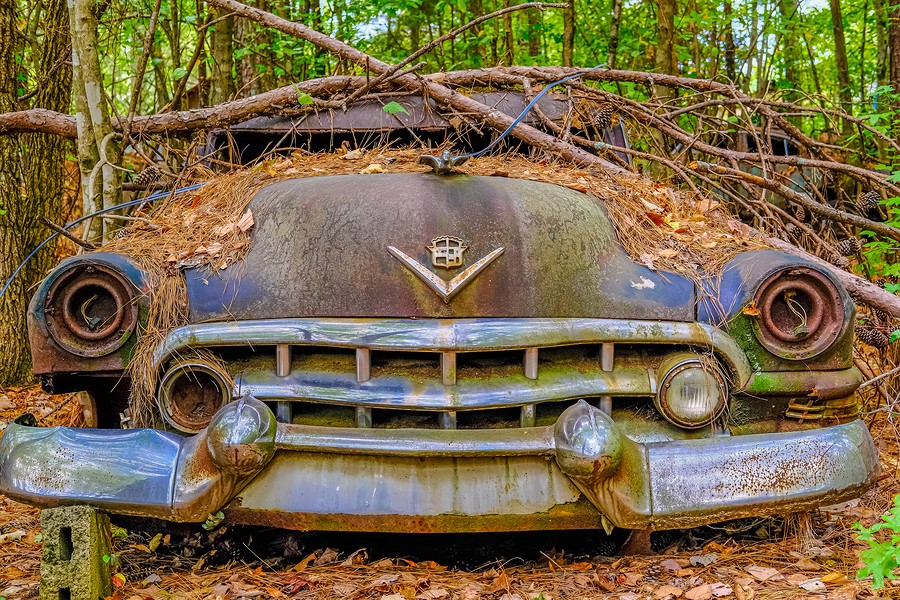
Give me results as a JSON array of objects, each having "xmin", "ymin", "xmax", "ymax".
[{"xmin": 185, "ymin": 174, "xmax": 695, "ymax": 320}]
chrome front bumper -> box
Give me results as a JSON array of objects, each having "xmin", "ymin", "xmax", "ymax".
[{"xmin": 0, "ymin": 398, "xmax": 877, "ymax": 531}]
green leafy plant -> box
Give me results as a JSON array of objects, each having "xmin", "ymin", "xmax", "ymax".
[{"xmin": 854, "ymin": 494, "xmax": 900, "ymax": 589}]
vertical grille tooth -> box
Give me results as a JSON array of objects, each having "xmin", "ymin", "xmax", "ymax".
[
  {"xmin": 523, "ymin": 348, "xmax": 538, "ymax": 380},
  {"xmin": 599, "ymin": 395, "xmax": 612, "ymax": 415},
  {"xmin": 441, "ymin": 351, "xmax": 457, "ymax": 385},
  {"xmin": 356, "ymin": 407, "xmax": 372, "ymax": 428},
  {"xmin": 520, "ymin": 404, "xmax": 536, "ymax": 427},
  {"xmin": 356, "ymin": 348, "xmax": 371, "ymax": 383},
  {"xmin": 276, "ymin": 344, "xmax": 292, "ymax": 423},
  {"xmin": 440, "ymin": 411, "xmax": 457, "ymax": 429},
  {"xmin": 601, "ymin": 343, "xmax": 614, "ymax": 371}
]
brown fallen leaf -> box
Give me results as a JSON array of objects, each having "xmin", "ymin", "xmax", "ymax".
[
  {"xmin": 360, "ymin": 163, "xmax": 385, "ymax": 174},
  {"xmin": 820, "ymin": 572, "xmax": 850, "ymax": 585},
  {"xmin": 313, "ymin": 547, "xmax": 340, "ymax": 566},
  {"xmin": 741, "ymin": 301, "xmax": 761, "ymax": 316},
  {"xmin": 332, "ymin": 583, "xmax": 357, "ymax": 597},
  {"xmin": 292, "ymin": 551, "xmax": 317, "ymax": 571},
  {"xmin": 744, "ymin": 565, "xmax": 784, "ymax": 582},
  {"xmin": 654, "ymin": 584, "xmax": 684, "ymax": 598},
  {"xmin": 684, "ymin": 584, "xmax": 712, "ymax": 600},
  {"xmin": 417, "ymin": 589, "xmax": 449, "ymax": 599},
  {"xmin": 485, "ymin": 572, "xmax": 511, "ymax": 594},
  {"xmin": 709, "ymin": 582, "xmax": 732, "ymax": 597}
]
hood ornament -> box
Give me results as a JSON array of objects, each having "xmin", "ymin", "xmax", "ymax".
[{"xmin": 388, "ymin": 238, "xmax": 504, "ymax": 303}]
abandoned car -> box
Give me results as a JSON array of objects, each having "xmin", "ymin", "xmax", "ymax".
[{"xmin": 0, "ymin": 163, "xmax": 877, "ymax": 535}]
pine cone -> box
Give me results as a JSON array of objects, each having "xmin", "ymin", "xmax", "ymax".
[
  {"xmin": 855, "ymin": 190, "xmax": 880, "ymax": 212},
  {"xmin": 792, "ymin": 203, "xmax": 806, "ymax": 222},
  {"xmin": 872, "ymin": 308, "xmax": 891, "ymax": 326},
  {"xmin": 592, "ymin": 104, "xmax": 614, "ymax": 130},
  {"xmin": 785, "ymin": 223, "xmax": 801, "ymax": 240},
  {"xmin": 826, "ymin": 254, "xmax": 850, "ymax": 270},
  {"xmin": 835, "ymin": 237, "xmax": 862, "ymax": 256},
  {"xmin": 133, "ymin": 165, "xmax": 161, "ymax": 188},
  {"xmin": 856, "ymin": 324, "xmax": 889, "ymax": 349},
  {"xmin": 645, "ymin": 563, "xmax": 662, "ymax": 580}
]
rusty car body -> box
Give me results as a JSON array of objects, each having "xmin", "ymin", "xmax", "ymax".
[{"xmin": 0, "ymin": 171, "xmax": 877, "ymax": 534}]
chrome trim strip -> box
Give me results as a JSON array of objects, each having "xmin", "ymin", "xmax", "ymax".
[
  {"xmin": 235, "ymin": 365, "xmax": 654, "ymax": 410},
  {"xmin": 153, "ymin": 318, "xmax": 752, "ymax": 389},
  {"xmin": 274, "ymin": 422, "xmax": 557, "ymax": 456}
]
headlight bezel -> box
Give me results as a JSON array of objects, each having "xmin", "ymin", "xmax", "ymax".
[
  {"xmin": 750, "ymin": 266, "xmax": 846, "ymax": 361},
  {"xmin": 655, "ymin": 354, "xmax": 728, "ymax": 429},
  {"xmin": 43, "ymin": 263, "xmax": 139, "ymax": 358}
]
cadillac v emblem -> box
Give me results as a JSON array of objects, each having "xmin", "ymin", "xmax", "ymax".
[
  {"xmin": 428, "ymin": 236, "xmax": 467, "ymax": 268},
  {"xmin": 388, "ymin": 237, "xmax": 504, "ymax": 303}
]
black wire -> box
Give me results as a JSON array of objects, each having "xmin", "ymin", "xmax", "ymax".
[{"xmin": 0, "ymin": 184, "xmax": 205, "ymax": 300}]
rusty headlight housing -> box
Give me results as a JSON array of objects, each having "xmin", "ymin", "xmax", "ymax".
[
  {"xmin": 44, "ymin": 263, "xmax": 139, "ymax": 358},
  {"xmin": 655, "ymin": 354, "xmax": 728, "ymax": 429},
  {"xmin": 751, "ymin": 266, "xmax": 845, "ymax": 360}
]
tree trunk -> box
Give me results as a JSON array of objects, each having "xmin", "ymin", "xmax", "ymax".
[
  {"xmin": 562, "ymin": 0, "xmax": 574, "ymax": 67},
  {"xmin": 527, "ymin": 6, "xmax": 540, "ymax": 59},
  {"xmin": 502, "ymin": 0, "xmax": 514, "ymax": 65},
  {"xmin": 470, "ymin": 0, "xmax": 486, "ymax": 66},
  {"xmin": 875, "ymin": 0, "xmax": 889, "ymax": 89},
  {"xmin": 724, "ymin": 0, "xmax": 735, "ymax": 82},
  {"xmin": 778, "ymin": 0, "xmax": 801, "ymax": 91},
  {"xmin": 830, "ymin": 0, "xmax": 854, "ymax": 135},
  {"xmin": 654, "ymin": 0, "xmax": 676, "ymax": 97},
  {"xmin": 0, "ymin": 0, "xmax": 71, "ymax": 384},
  {"xmin": 891, "ymin": 0, "xmax": 900, "ymax": 139},
  {"xmin": 607, "ymin": 0, "xmax": 622, "ymax": 68},
  {"xmin": 68, "ymin": 0, "xmax": 121, "ymax": 240},
  {"xmin": 209, "ymin": 5, "xmax": 235, "ymax": 104}
]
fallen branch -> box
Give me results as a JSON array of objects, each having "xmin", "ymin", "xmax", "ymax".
[
  {"xmin": 206, "ymin": 0, "xmax": 632, "ymax": 175},
  {"xmin": 690, "ymin": 160, "xmax": 900, "ymax": 242}
]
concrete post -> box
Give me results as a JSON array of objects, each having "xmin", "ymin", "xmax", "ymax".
[{"xmin": 39, "ymin": 506, "xmax": 112, "ymax": 600}]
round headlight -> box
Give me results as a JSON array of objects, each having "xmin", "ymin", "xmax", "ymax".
[
  {"xmin": 655, "ymin": 355, "xmax": 728, "ymax": 429},
  {"xmin": 751, "ymin": 266, "xmax": 846, "ymax": 360},
  {"xmin": 44, "ymin": 263, "xmax": 139, "ymax": 358},
  {"xmin": 158, "ymin": 360, "xmax": 233, "ymax": 434}
]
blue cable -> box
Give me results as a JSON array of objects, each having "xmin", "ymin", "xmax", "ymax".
[
  {"xmin": 454, "ymin": 65, "xmax": 605, "ymax": 161},
  {"xmin": 0, "ymin": 183, "xmax": 205, "ymax": 300}
]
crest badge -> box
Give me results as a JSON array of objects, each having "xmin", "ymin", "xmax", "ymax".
[
  {"xmin": 388, "ymin": 237, "xmax": 504, "ymax": 303},
  {"xmin": 428, "ymin": 236, "xmax": 468, "ymax": 269}
]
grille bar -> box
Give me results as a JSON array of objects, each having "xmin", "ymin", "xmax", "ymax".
[{"xmin": 154, "ymin": 318, "xmax": 752, "ymax": 390}]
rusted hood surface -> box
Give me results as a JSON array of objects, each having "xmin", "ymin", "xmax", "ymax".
[{"xmin": 186, "ymin": 174, "xmax": 695, "ymax": 320}]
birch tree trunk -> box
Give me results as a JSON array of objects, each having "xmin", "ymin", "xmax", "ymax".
[
  {"xmin": 68, "ymin": 0, "xmax": 121, "ymax": 241},
  {"xmin": 0, "ymin": 0, "xmax": 71, "ymax": 384}
]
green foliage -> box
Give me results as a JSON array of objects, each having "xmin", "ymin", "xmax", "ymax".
[
  {"xmin": 855, "ymin": 494, "xmax": 900, "ymax": 589},
  {"xmin": 382, "ymin": 101, "xmax": 409, "ymax": 115}
]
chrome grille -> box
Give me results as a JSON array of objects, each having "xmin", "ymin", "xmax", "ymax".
[{"xmin": 153, "ymin": 318, "xmax": 751, "ymax": 430}]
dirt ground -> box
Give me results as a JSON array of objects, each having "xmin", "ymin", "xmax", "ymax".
[{"xmin": 0, "ymin": 385, "xmax": 897, "ymax": 600}]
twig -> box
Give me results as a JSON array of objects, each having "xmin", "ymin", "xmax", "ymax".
[
  {"xmin": 690, "ymin": 159, "xmax": 900, "ymax": 241},
  {"xmin": 334, "ymin": 2, "xmax": 565, "ymax": 110},
  {"xmin": 42, "ymin": 217, "xmax": 97, "ymax": 250}
]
